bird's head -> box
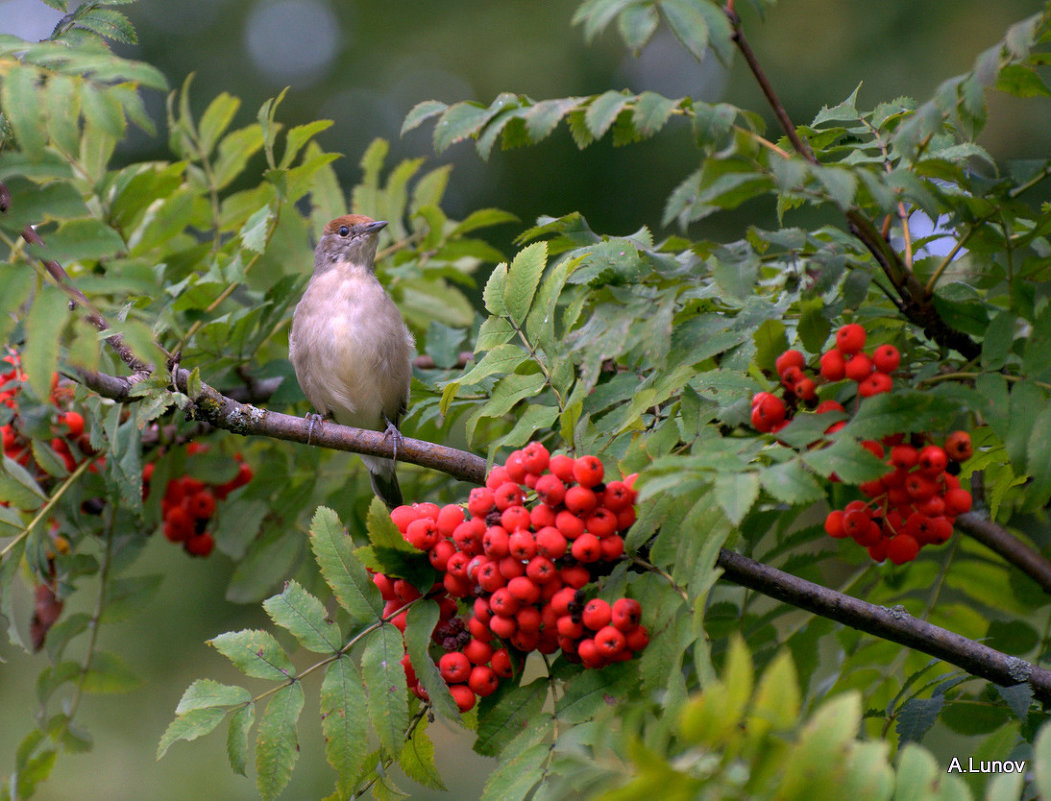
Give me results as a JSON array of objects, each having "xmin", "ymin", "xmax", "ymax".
[{"xmin": 314, "ymin": 214, "xmax": 388, "ymax": 272}]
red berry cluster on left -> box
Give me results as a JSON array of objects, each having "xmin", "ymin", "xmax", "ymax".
[
  {"xmin": 1, "ymin": 352, "xmax": 101, "ymax": 483},
  {"xmin": 146, "ymin": 443, "xmax": 253, "ymax": 558},
  {"xmin": 371, "ymin": 443, "xmax": 649, "ymax": 714}
]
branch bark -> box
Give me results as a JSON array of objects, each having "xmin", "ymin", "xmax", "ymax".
[
  {"xmin": 716, "ymin": 548, "xmax": 1051, "ymax": 702},
  {"xmin": 956, "ymin": 512, "xmax": 1051, "ymax": 594}
]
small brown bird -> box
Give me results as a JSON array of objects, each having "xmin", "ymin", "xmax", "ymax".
[{"xmin": 289, "ymin": 214, "xmax": 414, "ymax": 508}]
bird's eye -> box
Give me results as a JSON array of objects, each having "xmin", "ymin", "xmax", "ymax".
[{"xmin": 338, "ymin": 225, "xmax": 350, "ymax": 237}]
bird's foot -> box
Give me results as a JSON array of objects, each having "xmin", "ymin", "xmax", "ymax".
[
  {"xmin": 305, "ymin": 412, "xmax": 325, "ymax": 444},
  {"xmin": 382, "ymin": 416, "xmax": 403, "ymax": 463}
]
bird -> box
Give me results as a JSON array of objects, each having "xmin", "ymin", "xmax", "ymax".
[{"xmin": 289, "ymin": 214, "xmax": 414, "ymax": 509}]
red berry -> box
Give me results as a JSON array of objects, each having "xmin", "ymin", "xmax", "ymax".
[
  {"xmin": 489, "ymin": 588, "xmax": 520, "ymax": 617},
  {"xmin": 530, "ymin": 503, "xmax": 557, "ymax": 529},
  {"xmin": 794, "ymin": 378, "xmax": 817, "ymax": 401},
  {"xmin": 835, "ymin": 323, "xmax": 866, "ymax": 355},
  {"xmin": 780, "ymin": 365, "xmax": 806, "ymax": 390},
  {"xmin": 428, "ymin": 540, "xmax": 456, "ymax": 572},
  {"xmin": 390, "ymin": 505, "xmax": 420, "ymax": 533},
  {"xmin": 477, "ymin": 560, "xmax": 505, "ymax": 593},
  {"xmin": 449, "ymin": 684, "xmax": 476, "ymax": 713},
  {"xmin": 483, "ymin": 526, "xmax": 511, "ymax": 559},
  {"xmin": 491, "ymin": 648, "xmax": 514, "ymax": 678},
  {"xmin": 437, "ymin": 504, "xmax": 465, "ymax": 536},
  {"xmin": 872, "ymin": 344, "xmax": 900, "ymax": 374},
  {"xmin": 57, "ymin": 410, "xmax": 84, "ymax": 438},
  {"xmin": 486, "ymin": 465, "xmax": 511, "ymax": 490},
  {"xmin": 945, "ymin": 431, "xmax": 973, "ymax": 462},
  {"xmin": 824, "ymin": 510, "xmax": 847, "ymax": 538},
  {"xmin": 446, "ymin": 551, "xmax": 470, "ymax": 578},
  {"xmin": 439, "ymin": 651, "xmax": 472, "ymax": 683},
  {"xmin": 572, "ymin": 455, "xmax": 605, "ymax": 488},
  {"xmin": 775, "ymin": 349, "xmax": 806, "ymax": 378},
  {"xmin": 844, "ymin": 353, "xmax": 873, "ymax": 382},
  {"xmin": 493, "ymin": 482, "xmax": 525, "ymax": 511},
  {"xmin": 453, "ymin": 518, "xmax": 485, "ymax": 555},
  {"xmin": 507, "ymin": 576, "xmax": 541, "ymax": 605},
  {"xmin": 468, "ymin": 487, "xmax": 496, "ymax": 518},
  {"xmin": 526, "ymin": 555, "xmax": 557, "ymax": 584},
  {"xmin": 625, "ymin": 625, "xmax": 649, "ymax": 651},
  {"xmin": 594, "ymin": 625, "xmax": 626, "ymax": 657},
  {"xmin": 611, "ymin": 598, "xmax": 642, "ymax": 631},
  {"xmin": 405, "ymin": 517, "xmax": 441, "ymax": 550},
  {"xmin": 468, "ymin": 665, "xmax": 499, "ymax": 697},
  {"xmin": 535, "ymin": 526, "xmax": 568, "ymax": 559},
  {"xmin": 577, "ymin": 638, "xmax": 604, "ymax": 669},
  {"xmin": 599, "ymin": 534, "xmax": 624, "ymax": 560},
  {"xmin": 372, "ymin": 572, "xmax": 397, "ymax": 601},
  {"xmin": 164, "ymin": 506, "xmax": 194, "ymax": 543},
  {"xmin": 945, "ymin": 488, "xmax": 973, "ymax": 515},
  {"xmin": 555, "ymin": 510, "xmax": 585, "ymax": 540},
  {"xmin": 184, "ymin": 531, "xmax": 215, "ymax": 557},
  {"xmin": 498, "ymin": 555, "xmax": 525, "ymax": 580},
  {"xmin": 819, "ymin": 349, "xmax": 847, "ymax": 381},
  {"xmin": 488, "ymin": 613, "xmax": 517, "ymax": 639},
  {"xmin": 535, "ymin": 473, "xmax": 566, "ymax": 507},
  {"xmin": 858, "ymin": 372, "xmax": 893, "ymax": 397},
  {"xmin": 463, "ymin": 638, "xmax": 494, "ymax": 666},
  {"xmin": 889, "ymin": 445, "xmax": 919, "ymax": 470},
  {"xmin": 581, "ymin": 598, "xmax": 612, "ymax": 631},
  {"xmin": 549, "ymin": 454, "xmax": 576, "ymax": 482},
  {"xmin": 750, "ymin": 392, "xmax": 787, "ymax": 433},
  {"xmin": 886, "ymin": 534, "xmax": 920, "ymax": 565},
  {"xmin": 550, "ymin": 587, "xmax": 578, "ymax": 617},
  {"xmin": 186, "ymin": 491, "xmax": 217, "ymax": 519},
  {"xmin": 560, "ymin": 564, "xmax": 591, "ymax": 589},
  {"xmin": 917, "ymin": 445, "xmax": 948, "ymax": 477},
  {"xmin": 585, "ymin": 508, "xmax": 618, "ymax": 538},
  {"xmin": 507, "ymin": 531, "xmax": 535, "ymax": 561},
  {"xmin": 501, "ymin": 505, "xmax": 532, "ymax": 533},
  {"xmin": 570, "ymin": 532, "xmax": 601, "ymax": 563},
  {"xmin": 505, "ymin": 450, "xmax": 528, "ymax": 483},
  {"xmin": 602, "ymin": 480, "xmax": 636, "ymax": 512},
  {"xmin": 815, "ymin": 399, "xmax": 846, "ymax": 415},
  {"xmin": 522, "ymin": 441, "xmax": 550, "ymax": 475}
]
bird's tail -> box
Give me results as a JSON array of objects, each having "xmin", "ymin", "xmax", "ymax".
[{"xmin": 363, "ymin": 455, "xmax": 402, "ymax": 509}]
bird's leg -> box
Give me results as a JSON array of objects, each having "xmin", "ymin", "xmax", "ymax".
[
  {"xmin": 305, "ymin": 411, "xmax": 326, "ymax": 445},
  {"xmin": 382, "ymin": 416, "xmax": 403, "ymax": 463}
]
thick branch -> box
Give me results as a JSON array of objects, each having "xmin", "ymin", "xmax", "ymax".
[
  {"xmin": 77, "ymin": 367, "xmax": 488, "ymax": 485},
  {"xmin": 957, "ymin": 512, "xmax": 1051, "ymax": 594},
  {"xmin": 715, "ymin": 548, "xmax": 1051, "ymax": 702}
]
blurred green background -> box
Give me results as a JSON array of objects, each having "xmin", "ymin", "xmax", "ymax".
[{"xmin": 0, "ymin": 1, "xmax": 1048, "ymax": 798}]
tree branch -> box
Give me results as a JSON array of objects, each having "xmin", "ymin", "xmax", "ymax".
[
  {"xmin": 956, "ymin": 512, "xmax": 1051, "ymax": 594},
  {"xmin": 76, "ymin": 366, "xmax": 488, "ymax": 485},
  {"xmin": 715, "ymin": 548, "xmax": 1051, "ymax": 702}
]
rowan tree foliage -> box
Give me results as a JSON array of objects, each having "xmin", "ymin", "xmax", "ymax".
[{"xmin": 3, "ymin": 0, "xmax": 1051, "ymax": 799}]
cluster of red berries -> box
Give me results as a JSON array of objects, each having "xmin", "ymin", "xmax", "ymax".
[
  {"xmin": 373, "ymin": 444, "xmax": 649, "ymax": 713},
  {"xmin": 0, "ymin": 353, "xmax": 101, "ymax": 482},
  {"xmin": 751, "ymin": 323, "xmax": 900, "ymax": 433},
  {"xmin": 145, "ymin": 443, "xmax": 253, "ymax": 558},
  {"xmin": 825, "ymin": 431, "xmax": 973, "ymax": 564}
]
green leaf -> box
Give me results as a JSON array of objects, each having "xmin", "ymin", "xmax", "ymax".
[
  {"xmin": 81, "ymin": 81, "xmax": 126, "ymax": 138},
  {"xmin": 280, "ymin": 119, "xmax": 334, "ymax": 169},
  {"xmin": 176, "ymin": 680, "xmax": 251, "ymax": 714},
  {"xmin": 585, "ymin": 90, "xmax": 632, "ymax": 139},
  {"xmin": 475, "ymin": 677, "xmax": 548, "ymax": 757},
  {"xmin": 30, "ymin": 217, "xmax": 126, "ymax": 263},
  {"xmin": 839, "ymin": 390, "xmax": 961, "ymax": 440},
  {"xmin": 434, "ymin": 101, "xmax": 489, "ymax": 154},
  {"xmin": 361, "ymin": 624, "xmax": 409, "ymax": 754},
  {"xmin": 456, "ymin": 343, "xmax": 527, "ymax": 386},
  {"xmin": 503, "ymin": 241, "xmax": 548, "ymax": 326},
  {"xmin": 157, "ymin": 707, "xmax": 227, "ymax": 759},
  {"xmin": 227, "ymin": 703, "xmax": 254, "ymax": 776},
  {"xmin": 713, "ymin": 471, "xmax": 759, "ymax": 525},
  {"xmin": 198, "ymin": 92, "xmax": 240, "ymax": 156},
  {"xmin": 981, "ymin": 310, "xmax": 1016, "ymax": 371},
  {"xmin": 309, "ymin": 506, "xmax": 384, "ymax": 623},
  {"xmin": 263, "ymin": 579, "xmax": 342, "ymax": 654},
  {"xmin": 633, "ymin": 91, "xmax": 678, "ymax": 137},
  {"xmin": 404, "ymin": 602, "xmax": 460, "ymax": 721},
  {"xmin": 480, "ymin": 742, "xmax": 547, "ymax": 801},
  {"xmin": 208, "ymin": 630, "xmax": 294, "ymax": 681},
  {"xmin": 321, "ymin": 656, "xmax": 369, "ymax": 797},
  {"xmin": 1024, "ymin": 405, "xmax": 1051, "ymax": 509},
  {"xmin": 619, "ymin": 4, "xmax": 660, "ymax": 50},
  {"xmin": 366, "ymin": 495, "xmax": 417, "ymax": 554},
  {"xmin": 23, "ymin": 287, "xmax": 69, "ymax": 402},
  {"xmin": 240, "ymin": 204, "xmax": 273, "ymax": 253},
  {"xmin": 2, "ymin": 66, "xmax": 45, "ymax": 154},
  {"xmin": 401, "ymin": 99, "xmax": 448, "ymax": 135},
  {"xmin": 802, "ymin": 437, "xmax": 889, "ymax": 484},
  {"xmin": 523, "ymin": 97, "xmax": 581, "ymax": 142},
  {"xmin": 660, "ymin": 0, "xmax": 710, "ymax": 60},
  {"xmin": 483, "ymin": 262, "xmax": 509, "ymax": 316},
  {"xmin": 255, "ymin": 681, "xmax": 304, "ymax": 801},
  {"xmin": 895, "ymin": 696, "xmax": 943, "ymax": 745},
  {"xmin": 399, "ymin": 718, "xmax": 445, "ymax": 790},
  {"xmin": 74, "ymin": 8, "xmax": 138, "ymax": 43},
  {"xmin": 758, "ymin": 459, "xmax": 826, "ymax": 504},
  {"xmin": 1034, "ymin": 719, "xmax": 1051, "ymax": 797},
  {"xmin": 555, "ymin": 662, "xmax": 637, "ymax": 723},
  {"xmin": 99, "ymin": 574, "xmax": 163, "ymax": 623}
]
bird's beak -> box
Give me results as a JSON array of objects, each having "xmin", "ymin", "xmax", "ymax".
[{"xmin": 367, "ymin": 220, "xmax": 389, "ymax": 234}]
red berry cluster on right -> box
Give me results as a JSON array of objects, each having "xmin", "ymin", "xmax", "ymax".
[
  {"xmin": 751, "ymin": 323, "xmax": 900, "ymax": 433},
  {"xmin": 374, "ymin": 444, "xmax": 649, "ymax": 714},
  {"xmin": 146, "ymin": 443, "xmax": 253, "ymax": 558},
  {"xmin": 824, "ymin": 431, "xmax": 973, "ymax": 564}
]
